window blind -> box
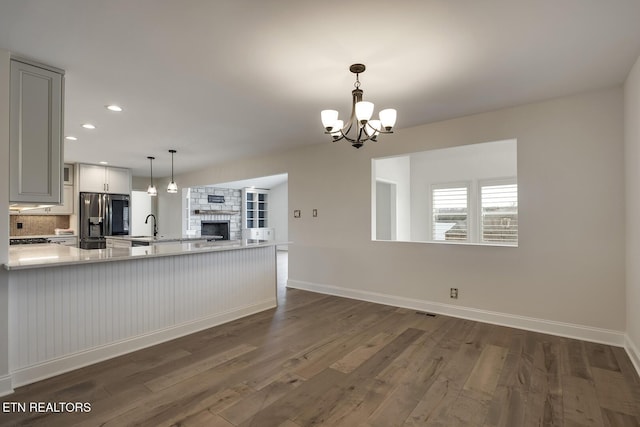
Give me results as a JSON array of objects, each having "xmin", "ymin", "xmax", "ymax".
[
  {"xmin": 432, "ymin": 186, "xmax": 468, "ymax": 241},
  {"xmin": 481, "ymin": 183, "xmax": 518, "ymax": 244}
]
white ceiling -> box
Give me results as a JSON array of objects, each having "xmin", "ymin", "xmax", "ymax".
[{"xmin": 1, "ymin": 1, "xmax": 639, "ymax": 178}]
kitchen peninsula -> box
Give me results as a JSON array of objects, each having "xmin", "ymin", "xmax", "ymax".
[{"xmin": 4, "ymin": 240, "xmax": 278, "ymax": 388}]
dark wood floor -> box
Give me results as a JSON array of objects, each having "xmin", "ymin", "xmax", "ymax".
[{"xmin": 2, "ymin": 252, "xmax": 640, "ymax": 426}]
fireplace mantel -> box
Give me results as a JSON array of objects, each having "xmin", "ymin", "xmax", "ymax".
[{"xmin": 193, "ymin": 210, "xmax": 239, "ymax": 215}]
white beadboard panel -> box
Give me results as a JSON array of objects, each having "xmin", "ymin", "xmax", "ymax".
[{"xmin": 8, "ymin": 246, "xmax": 276, "ymax": 381}]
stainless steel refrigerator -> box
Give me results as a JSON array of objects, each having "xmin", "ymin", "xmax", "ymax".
[{"xmin": 79, "ymin": 192, "xmax": 130, "ymax": 249}]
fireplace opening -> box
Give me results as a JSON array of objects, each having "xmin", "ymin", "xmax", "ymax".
[{"xmin": 201, "ymin": 220, "xmax": 230, "ymax": 240}]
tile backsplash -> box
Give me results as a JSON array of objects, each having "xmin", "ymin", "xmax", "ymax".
[{"xmin": 10, "ymin": 215, "xmax": 70, "ymax": 236}]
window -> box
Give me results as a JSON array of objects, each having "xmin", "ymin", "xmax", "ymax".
[
  {"xmin": 432, "ymin": 184, "xmax": 469, "ymax": 241},
  {"xmin": 372, "ymin": 139, "xmax": 518, "ymax": 246},
  {"xmin": 480, "ymin": 181, "xmax": 518, "ymax": 245}
]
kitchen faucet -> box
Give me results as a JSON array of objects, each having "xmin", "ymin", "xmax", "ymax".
[{"xmin": 145, "ymin": 214, "xmax": 158, "ymax": 237}]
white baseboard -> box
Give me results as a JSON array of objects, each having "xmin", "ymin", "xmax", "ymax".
[
  {"xmin": 10, "ymin": 299, "xmax": 276, "ymax": 389},
  {"xmin": 625, "ymin": 334, "xmax": 640, "ymax": 376},
  {"xmin": 0, "ymin": 374, "xmax": 13, "ymax": 397},
  {"xmin": 287, "ymin": 280, "xmax": 625, "ymax": 347}
]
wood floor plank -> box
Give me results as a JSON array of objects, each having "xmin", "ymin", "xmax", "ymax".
[
  {"xmin": 591, "ymin": 366, "xmax": 640, "ymax": 417},
  {"xmin": 562, "ymin": 375, "xmax": 604, "ymax": 426},
  {"xmin": 325, "ymin": 329, "xmax": 442, "ymax": 426},
  {"xmin": 585, "ymin": 341, "xmax": 621, "ymax": 372},
  {"xmin": 562, "ymin": 339, "xmax": 593, "ymax": 380},
  {"xmin": 329, "ymin": 331, "xmax": 394, "ymax": 373},
  {"xmin": 170, "ymin": 411, "xmax": 236, "ymax": 427},
  {"xmin": 601, "ymin": 407, "xmax": 640, "ymax": 427},
  {"xmin": 405, "ymin": 320, "xmax": 491, "ymax": 426},
  {"xmin": 144, "ymin": 343, "xmax": 257, "ymax": 392},
  {"xmin": 291, "ymin": 328, "xmax": 425, "ymax": 426},
  {"xmin": 217, "ymin": 373, "xmax": 304, "ymax": 425},
  {"xmin": 463, "ymin": 344, "xmax": 509, "ymax": 398},
  {"xmin": 483, "ymin": 331, "xmax": 531, "ymax": 427},
  {"xmin": 518, "ymin": 338, "xmax": 563, "ymax": 427},
  {"xmin": 237, "ymin": 368, "xmax": 345, "ymax": 427}
]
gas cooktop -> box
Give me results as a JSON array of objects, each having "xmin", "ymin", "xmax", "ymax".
[{"xmin": 9, "ymin": 238, "xmax": 51, "ymax": 245}]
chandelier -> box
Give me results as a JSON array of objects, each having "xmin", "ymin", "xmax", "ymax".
[{"xmin": 321, "ymin": 64, "xmax": 397, "ymax": 149}]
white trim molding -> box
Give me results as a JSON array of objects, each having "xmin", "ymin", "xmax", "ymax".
[
  {"xmin": 287, "ymin": 279, "xmax": 626, "ymax": 348},
  {"xmin": 625, "ymin": 334, "xmax": 640, "ymax": 376},
  {"xmin": 0, "ymin": 374, "xmax": 13, "ymax": 397}
]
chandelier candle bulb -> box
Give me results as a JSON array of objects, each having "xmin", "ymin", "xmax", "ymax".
[{"xmin": 320, "ymin": 63, "xmax": 397, "ymax": 148}]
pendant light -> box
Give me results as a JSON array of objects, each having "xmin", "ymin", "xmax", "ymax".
[
  {"xmin": 167, "ymin": 149, "xmax": 178, "ymax": 193},
  {"xmin": 147, "ymin": 156, "xmax": 157, "ymax": 196}
]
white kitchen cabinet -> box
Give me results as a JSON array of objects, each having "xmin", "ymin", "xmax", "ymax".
[
  {"xmin": 49, "ymin": 235, "xmax": 78, "ymax": 247},
  {"xmin": 105, "ymin": 238, "xmax": 132, "ymax": 249},
  {"xmin": 48, "ymin": 186, "xmax": 74, "ymax": 214},
  {"xmin": 242, "ymin": 227, "xmax": 274, "ymax": 241},
  {"xmin": 242, "ymin": 188, "xmax": 269, "ymax": 229},
  {"xmin": 9, "ymin": 58, "xmax": 64, "ymax": 204},
  {"xmin": 79, "ymin": 164, "xmax": 131, "ymax": 194},
  {"xmin": 19, "ymin": 185, "xmax": 74, "ymax": 215},
  {"xmin": 63, "ymin": 163, "xmax": 74, "ymax": 185}
]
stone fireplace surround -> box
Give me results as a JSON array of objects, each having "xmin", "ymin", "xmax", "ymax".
[{"xmin": 189, "ymin": 186, "xmax": 241, "ymax": 240}]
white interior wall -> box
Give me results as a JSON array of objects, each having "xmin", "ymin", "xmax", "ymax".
[
  {"xmin": 625, "ymin": 55, "xmax": 640, "ymax": 368},
  {"xmin": 177, "ymin": 87, "xmax": 625, "ymax": 339},
  {"xmin": 156, "ymin": 177, "xmax": 182, "ymax": 237},
  {"xmin": 269, "ymin": 180, "xmax": 288, "ymax": 249}
]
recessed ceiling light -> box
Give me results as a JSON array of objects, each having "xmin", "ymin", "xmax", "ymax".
[
  {"xmin": 99, "ymin": 161, "xmax": 109, "ymax": 165},
  {"xmin": 106, "ymin": 105, "xmax": 123, "ymax": 112},
  {"xmin": 82, "ymin": 123, "xmax": 96, "ymax": 129},
  {"xmin": 65, "ymin": 136, "xmax": 78, "ymax": 141}
]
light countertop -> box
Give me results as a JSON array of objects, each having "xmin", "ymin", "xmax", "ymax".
[
  {"xmin": 5, "ymin": 240, "xmax": 278, "ymax": 271},
  {"xmin": 106, "ymin": 235, "xmax": 221, "ymax": 243}
]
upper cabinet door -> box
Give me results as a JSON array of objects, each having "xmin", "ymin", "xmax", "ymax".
[
  {"xmin": 9, "ymin": 59, "xmax": 64, "ymax": 204},
  {"xmin": 105, "ymin": 167, "xmax": 131, "ymax": 194},
  {"xmin": 78, "ymin": 164, "xmax": 131, "ymax": 194},
  {"xmin": 78, "ymin": 164, "xmax": 107, "ymax": 193}
]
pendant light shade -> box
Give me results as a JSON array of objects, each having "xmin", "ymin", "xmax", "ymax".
[
  {"xmin": 147, "ymin": 156, "xmax": 157, "ymax": 196},
  {"xmin": 167, "ymin": 149, "xmax": 178, "ymax": 193}
]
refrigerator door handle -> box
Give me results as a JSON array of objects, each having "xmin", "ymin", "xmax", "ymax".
[{"xmin": 103, "ymin": 194, "xmax": 112, "ymax": 236}]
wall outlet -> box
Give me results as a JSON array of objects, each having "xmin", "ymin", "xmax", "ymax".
[
  {"xmin": 450, "ymin": 288, "xmax": 459, "ymax": 299},
  {"xmin": 17, "ymin": 222, "xmax": 23, "ymax": 229}
]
